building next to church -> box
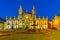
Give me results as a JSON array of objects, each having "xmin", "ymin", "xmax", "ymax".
[
  {"xmin": 0, "ymin": 17, "xmax": 6, "ymax": 30},
  {"xmin": 50, "ymin": 15, "xmax": 60, "ymax": 30},
  {"xmin": 4, "ymin": 5, "xmax": 48, "ymax": 30}
]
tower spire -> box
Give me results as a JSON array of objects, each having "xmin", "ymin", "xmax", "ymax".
[
  {"xmin": 32, "ymin": 5, "xmax": 36, "ymax": 15},
  {"xmin": 32, "ymin": 5, "xmax": 35, "ymax": 9},
  {"xmin": 18, "ymin": 4, "xmax": 23, "ymax": 19},
  {"xmin": 19, "ymin": 4, "xmax": 22, "ymax": 15},
  {"xmin": 32, "ymin": 5, "xmax": 36, "ymax": 19}
]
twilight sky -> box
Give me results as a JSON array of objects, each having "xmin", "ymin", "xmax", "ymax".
[{"xmin": 0, "ymin": 0, "xmax": 60, "ymax": 20}]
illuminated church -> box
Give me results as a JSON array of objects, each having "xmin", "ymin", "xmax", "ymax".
[{"xmin": 3, "ymin": 5, "xmax": 48, "ymax": 30}]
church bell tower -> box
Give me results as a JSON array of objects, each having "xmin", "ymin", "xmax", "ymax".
[
  {"xmin": 18, "ymin": 5, "xmax": 23, "ymax": 19},
  {"xmin": 32, "ymin": 5, "xmax": 36, "ymax": 19}
]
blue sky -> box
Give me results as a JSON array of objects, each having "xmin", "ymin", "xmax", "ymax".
[{"xmin": 0, "ymin": 0, "xmax": 60, "ymax": 20}]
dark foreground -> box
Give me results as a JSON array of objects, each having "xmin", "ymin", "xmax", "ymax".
[{"xmin": 0, "ymin": 29, "xmax": 60, "ymax": 40}]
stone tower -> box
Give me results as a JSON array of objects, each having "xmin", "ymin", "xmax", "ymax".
[
  {"xmin": 32, "ymin": 5, "xmax": 36, "ymax": 29},
  {"xmin": 18, "ymin": 5, "xmax": 23, "ymax": 19},
  {"xmin": 32, "ymin": 5, "xmax": 36, "ymax": 19}
]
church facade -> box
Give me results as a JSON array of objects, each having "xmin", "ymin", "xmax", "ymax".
[{"xmin": 4, "ymin": 5, "xmax": 48, "ymax": 30}]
